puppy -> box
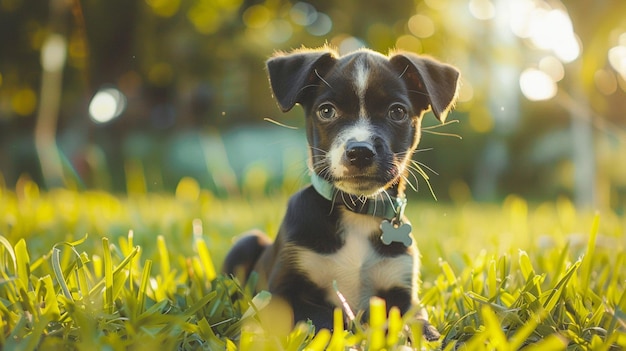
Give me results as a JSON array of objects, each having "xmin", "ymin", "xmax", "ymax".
[{"xmin": 223, "ymin": 47, "xmax": 460, "ymax": 340}]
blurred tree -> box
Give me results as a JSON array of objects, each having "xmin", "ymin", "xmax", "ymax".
[{"xmin": 0, "ymin": 0, "xmax": 624, "ymax": 211}]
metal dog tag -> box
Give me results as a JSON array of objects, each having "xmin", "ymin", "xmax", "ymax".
[{"xmin": 380, "ymin": 219, "xmax": 413, "ymax": 247}]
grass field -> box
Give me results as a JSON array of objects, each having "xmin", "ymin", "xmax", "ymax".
[{"xmin": 0, "ymin": 178, "xmax": 625, "ymax": 350}]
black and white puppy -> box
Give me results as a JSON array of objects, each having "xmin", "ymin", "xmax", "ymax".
[{"xmin": 223, "ymin": 47, "xmax": 460, "ymax": 340}]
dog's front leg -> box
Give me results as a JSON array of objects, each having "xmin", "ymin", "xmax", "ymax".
[
  {"xmin": 371, "ymin": 288, "xmax": 440, "ymax": 341},
  {"xmin": 268, "ymin": 270, "xmax": 336, "ymax": 330},
  {"xmin": 291, "ymin": 298, "xmax": 336, "ymax": 331}
]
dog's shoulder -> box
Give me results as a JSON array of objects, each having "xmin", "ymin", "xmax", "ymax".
[{"xmin": 280, "ymin": 186, "xmax": 342, "ymax": 252}]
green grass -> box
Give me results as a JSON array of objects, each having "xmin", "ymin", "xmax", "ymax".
[{"xmin": 0, "ymin": 178, "xmax": 625, "ymax": 350}]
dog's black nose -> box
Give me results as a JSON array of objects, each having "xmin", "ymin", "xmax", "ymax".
[{"xmin": 345, "ymin": 140, "xmax": 376, "ymax": 168}]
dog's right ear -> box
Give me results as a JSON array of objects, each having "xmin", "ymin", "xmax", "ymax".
[{"xmin": 266, "ymin": 50, "xmax": 337, "ymax": 112}]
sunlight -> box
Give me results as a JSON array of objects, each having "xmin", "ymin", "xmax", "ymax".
[
  {"xmin": 528, "ymin": 8, "xmax": 579, "ymax": 62},
  {"xmin": 510, "ymin": 1, "xmax": 580, "ymax": 63}
]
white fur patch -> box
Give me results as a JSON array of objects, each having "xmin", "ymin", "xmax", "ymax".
[{"xmin": 294, "ymin": 211, "xmax": 416, "ymax": 312}]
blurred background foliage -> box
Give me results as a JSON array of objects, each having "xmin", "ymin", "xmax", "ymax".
[{"xmin": 0, "ymin": 0, "xmax": 625, "ymax": 212}]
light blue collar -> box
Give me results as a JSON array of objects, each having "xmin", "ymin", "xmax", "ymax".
[{"xmin": 310, "ymin": 172, "xmax": 406, "ymax": 220}]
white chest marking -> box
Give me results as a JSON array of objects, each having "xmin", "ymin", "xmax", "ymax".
[{"xmin": 295, "ymin": 211, "xmax": 415, "ymax": 311}]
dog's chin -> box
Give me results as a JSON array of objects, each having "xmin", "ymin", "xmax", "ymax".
[{"xmin": 333, "ymin": 176, "xmax": 392, "ymax": 198}]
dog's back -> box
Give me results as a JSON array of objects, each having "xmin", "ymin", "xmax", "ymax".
[{"xmin": 222, "ymin": 229, "xmax": 271, "ymax": 283}]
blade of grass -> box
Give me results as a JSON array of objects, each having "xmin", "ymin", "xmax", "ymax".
[
  {"xmin": 157, "ymin": 235, "xmax": 170, "ymax": 276},
  {"xmin": 480, "ymin": 305, "xmax": 509, "ymax": 349},
  {"xmin": 369, "ymin": 297, "xmax": 386, "ymax": 350},
  {"xmin": 304, "ymin": 328, "xmax": 331, "ymax": 351},
  {"xmin": 523, "ymin": 333, "xmax": 567, "ymax": 351},
  {"xmin": 51, "ymin": 247, "xmax": 72, "ymax": 300},
  {"xmin": 543, "ymin": 259, "xmax": 581, "ymax": 313},
  {"xmin": 102, "ymin": 237, "xmax": 113, "ymax": 313},
  {"xmin": 508, "ymin": 310, "xmax": 545, "ymax": 349},
  {"xmin": 137, "ymin": 259, "xmax": 153, "ymax": 317},
  {"xmin": 386, "ymin": 306, "xmax": 403, "ymax": 347},
  {"xmin": 38, "ymin": 274, "xmax": 60, "ymax": 319},
  {"xmin": 0, "ymin": 235, "xmax": 17, "ymax": 274},
  {"xmin": 326, "ymin": 308, "xmax": 345, "ymax": 351},
  {"xmin": 580, "ymin": 213, "xmax": 600, "ymax": 294},
  {"xmin": 14, "ymin": 239, "xmax": 30, "ymax": 291}
]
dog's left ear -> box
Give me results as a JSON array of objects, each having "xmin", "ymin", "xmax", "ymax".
[
  {"xmin": 390, "ymin": 53, "xmax": 460, "ymax": 122},
  {"xmin": 266, "ymin": 49, "xmax": 337, "ymax": 112}
]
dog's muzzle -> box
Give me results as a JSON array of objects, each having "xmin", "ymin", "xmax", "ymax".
[{"xmin": 345, "ymin": 140, "xmax": 376, "ymax": 169}]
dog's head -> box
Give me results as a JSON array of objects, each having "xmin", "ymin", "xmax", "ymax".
[{"xmin": 266, "ymin": 47, "xmax": 460, "ymax": 198}]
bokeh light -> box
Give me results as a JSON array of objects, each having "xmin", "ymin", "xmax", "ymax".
[
  {"xmin": 145, "ymin": 0, "xmax": 180, "ymax": 17},
  {"xmin": 395, "ymin": 35, "xmax": 422, "ymax": 53},
  {"xmin": 242, "ymin": 5, "xmax": 271, "ymax": 29},
  {"xmin": 519, "ymin": 68, "xmax": 557, "ymax": 101},
  {"xmin": 266, "ymin": 19, "xmax": 293, "ymax": 43},
  {"xmin": 510, "ymin": 2, "xmax": 580, "ymax": 63},
  {"xmin": 11, "ymin": 88, "xmax": 37, "ymax": 116},
  {"xmin": 337, "ymin": 36, "xmax": 366, "ymax": 55},
  {"xmin": 290, "ymin": 2, "xmax": 317, "ymax": 26},
  {"xmin": 594, "ymin": 69, "xmax": 618, "ymax": 96},
  {"xmin": 469, "ymin": 0, "xmax": 495, "ymax": 20},
  {"xmin": 89, "ymin": 87, "xmax": 127, "ymax": 124},
  {"xmin": 408, "ymin": 15, "xmax": 435, "ymax": 38},
  {"xmin": 306, "ymin": 13, "xmax": 332, "ymax": 36},
  {"xmin": 538, "ymin": 56, "xmax": 564, "ymax": 82},
  {"xmin": 608, "ymin": 44, "xmax": 626, "ymax": 80},
  {"xmin": 41, "ymin": 34, "xmax": 67, "ymax": 73}
]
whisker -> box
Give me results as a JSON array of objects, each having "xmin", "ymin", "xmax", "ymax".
[
  {"xmin": 309, "ymin": 146, "xmax": 328, "ymax": 155},
  {"xmin": 423, "ymin": 130, "xmax": 462, "ymax": 139},
  {"xmin": 329, "ymin": 188, "xmax": 340, "ymax": 215},
  {"xmin": 410, "ymin": 162, "xmax": 438, "ymax": 201},
  {"xmin": 371, "ymin": 193, "xmax": 378, "ymax": 217},
  {"xmin": 403, "ymin": 172, "xmax": 418, "ymax": 193},
  {"xmin": 414, "ymin": 147, "xmax": 434, "ymax": 153},
  {"xmin": 408, "ymin": 89, "xmax": 429, "ymax": 97},
  {"xmin": 398, "ymin": 65, "xmax": 410, "ymax": 79},
  {"xmin": 422, "ymin": 119, "xmax": 461, "ymax": 139},
  {"xmin": 421, "ymin": 119, "xmax": 459, "ymax": 130},
  {"xmin": 411, "ymin": 160, "xmax": 439, "ymax": 176},
  {"xmin": 263, "ymin": 117, "xmax": 299, "ymax": 130},
  {"xmin": 381, "ymin": 190, "xmax": 395, "ymax": 209},
  {"xmin": 315, "ymin": 69, "xmax": 333, "ymax": 90}
]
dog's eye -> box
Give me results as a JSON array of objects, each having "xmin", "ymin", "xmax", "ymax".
[
  {"xmin": 388, "ymin": 104, "xmax": 408, "ymax": 121},
  {"xmin": 317, "ymin": 104, "xmax": 337, "ymax": 121}
]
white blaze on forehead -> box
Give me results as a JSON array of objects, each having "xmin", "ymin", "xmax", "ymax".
[
  {"xmin": 353, "ymin": 57, "xmax": 370, "ymax": 119},
  {"xmin": 354, "ymin": 59, "xmax": 369, "ymax": 100}
]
